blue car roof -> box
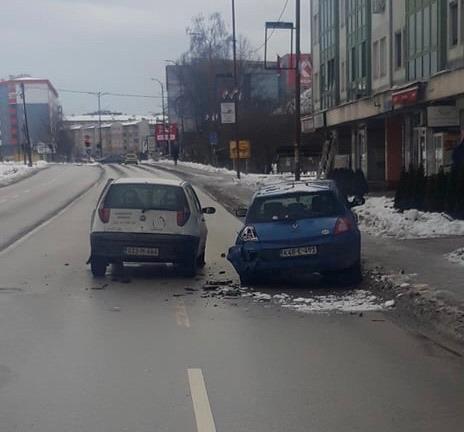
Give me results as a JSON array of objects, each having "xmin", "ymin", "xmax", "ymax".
[{"xmin": 254, "ymin": 180, "xmax": 339, "ymax": 199}]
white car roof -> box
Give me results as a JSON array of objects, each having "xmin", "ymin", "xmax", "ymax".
[
  {"xmin": 255, "ymin": 180, "xmax": 338, "ymax": 198},
  {"xmin": 112, "ymin": 177, "xmax": 185, "ymax": 187}
]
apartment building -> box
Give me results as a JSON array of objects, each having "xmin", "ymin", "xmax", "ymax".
[{"xmin": 307, "ymin": 0, "xmax": 464, "ymax": 187}]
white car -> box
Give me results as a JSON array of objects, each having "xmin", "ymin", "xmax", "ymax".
[{"xmin": 89, "ymin": 177, "xmax": 216, "ymax": 277}]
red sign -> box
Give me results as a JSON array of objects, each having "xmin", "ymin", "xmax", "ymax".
[
  {"xmin": 280, "ymin": 54, "xmax": 312, "ymax": 90},
  {"xmin": 392, "ymin": 86, "xmax": 419, "ymax": 107},
  {"xmin": 155, "ymin": 124, "xmax": 177, "ymax": 142}
]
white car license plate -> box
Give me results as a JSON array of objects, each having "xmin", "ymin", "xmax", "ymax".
[
  {"xmin": 280, "ymin": 246, "xmax": 317, "ymax": 258},
  {"xmin": 125, "ymin": 247, "xmax": 159, "ymax": 257}
]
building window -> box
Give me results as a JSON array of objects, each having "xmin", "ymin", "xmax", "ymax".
[
  {"xmin": 395, "ymin": 31, "xmax": 402, "ymax": 69},
  {"xmin": 341, "ymin": 61, "xmax": 346, "ymax": 92},
  {"xmin": 351, "ymin": 47, "xmax": 356, "ymax": 82},
  {"xmin": 450, "ymin": 1, "xmax": 458, "ymax": 46},
  {"xmin": 373, "ymin": 41, "xmax": 379, "ymax": 79},
  {"xmin": 340, "ymin": 0, "xmax": 345, "ymax": 27},
  {"xmin": 380, "ymin": 37, "xmax": 387, "ymax": 77},
  {"xmin": 313, "ymin": 13, "xmax": 319, "ymax": 44},
  {"xmin": 361, "ymin": 41, "xmax": 367, "ymax": 78}
]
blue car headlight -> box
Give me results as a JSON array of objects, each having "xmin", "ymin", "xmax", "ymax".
[{"xmin": 240, "ymin": 225, "xmax": 259, "ymax": 242}]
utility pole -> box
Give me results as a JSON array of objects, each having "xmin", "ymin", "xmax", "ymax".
[
  {"xmin": 232, "ymin": 0, "xmax": 241, "ymax": 179},
  {"xmin": 152, "ymin": 78, "xmax": 170, "ymax": 156},
  {"xmin": 97, "ymin": 92, "xmax": 103, "ymax": 158},
  {"xmin": 20, "ymin": 83, "xmax": 33, "ymax": 167},
  {"xmin": 294, "ymin": 0, "xmax": 302, "ymax": 181}
]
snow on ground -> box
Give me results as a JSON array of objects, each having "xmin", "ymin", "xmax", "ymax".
[
  {"xmin": 0, "ymin": 161, "xmax": 47, "ymax": 187},
  {"xmin": 356, "ymin": 196, "xmax": 464, "ymax": 239},
  {"xmin": 446, "ymin": 248, "xmax": 464, "ymax": 266},
  {"xmin": 148, "ymin": 159, "xmax": 316, "ymax": 190},
  {"xmin": 249, "ymin": 289, "xmax": 388, "ymax": 313}
]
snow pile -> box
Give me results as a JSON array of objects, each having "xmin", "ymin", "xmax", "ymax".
[
  {"xmin": 0, "ymin": 161, "xmax": 47, "ymax": 186},
  {"xmin": 149, "ymin": 159, "xmax": 316, "ymax": 190},
  {"xmin": 446, "ymin": 248, "xmax": 464, "ymax": 266},
  {"xmin": 356, "ymin": 196, "xmax": 464, "ymax": 239}
]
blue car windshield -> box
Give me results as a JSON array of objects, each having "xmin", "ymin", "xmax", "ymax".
[{"xmin": 247, "ymin": 191, "xmax": 344, "ymax": 223}]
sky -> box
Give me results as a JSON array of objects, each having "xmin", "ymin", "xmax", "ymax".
[{"xmin": 1, "ymin": 0, "xmax": 311, "ymax": 115}]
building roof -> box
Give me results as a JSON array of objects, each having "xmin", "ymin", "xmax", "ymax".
[
  {"xmin": 113, "ymin": 177, "xmax": 184, "ymax": 187},
  {"xmin": 64, "ymin": 114, "xmax": 162, "ymax": 124}
]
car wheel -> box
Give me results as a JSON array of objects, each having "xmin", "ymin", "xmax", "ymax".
[
  {"xmin": 181, "ymin": 252, "xmax": 198, "ymax": 278},
  {"xmin": 239, "ymin": 273, "xmax": 259, "ymax": 287},
  {"xmin": 197, "ymin": 251, "xmax": 206, "ymax": 268},
  {"xmin": 91, "ymin": 257, "xmax": 107, "ymax": 277},
  {"xmin": 338, "ymin": 260, "xmax": 363, "ymax": 285}
]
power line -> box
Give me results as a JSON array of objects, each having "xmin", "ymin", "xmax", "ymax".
[
  {"xmin": 252, "ymin": 0, "xmax": 290, "ymax": 54},
  {"xmin": 58, "ymin": 88, "xmax": 163, "ymax": 99}
]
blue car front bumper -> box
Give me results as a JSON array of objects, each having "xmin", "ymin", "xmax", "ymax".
[{"xmin": 227, "ymin": 231, "xmax": 360, "ymax": 277}]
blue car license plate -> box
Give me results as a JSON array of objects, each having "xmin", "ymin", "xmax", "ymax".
[{"xmin": 280, "ymin": 246, "xmax": 318, "ymax": 258}]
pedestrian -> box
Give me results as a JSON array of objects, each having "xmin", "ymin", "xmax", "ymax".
[{"xmin": 171, "ymin": 142, "xmax": 179, "ymax": 166}]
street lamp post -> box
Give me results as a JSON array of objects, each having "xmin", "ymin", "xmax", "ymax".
[
  {"xmin": 151, "ymin": 78, "xmax": 170, "ymax": 157},
  {"xmin": 20, "ymin": 82, "xmax": 33, "ymax": 167},
  {"xmin": 294, "ymin": 0, "xmax": 302, "ymax": 181},
  {"xmin": 231, "ymin": 0, "xmax": 241, "ymax": 180}
]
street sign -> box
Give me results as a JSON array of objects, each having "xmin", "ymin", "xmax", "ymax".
[
  {"xmin": 221, "ymin": 102, "xmax": 236, "ymax": 124},
  {"xmin": 209, "ymin": 132, "xmax": 218, "ymax": 146},
  {"xmin": 155, "ymin": 124, "xmax": 177, "ymax": 142},
  {"xmin": 229, "ymin": 140, "xmax": 251, "ymax": 160}
]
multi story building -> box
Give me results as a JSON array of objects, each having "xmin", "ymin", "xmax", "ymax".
[
  {"xmin": 65, "ymin": 114, "xmax": 154, "ymax": 158},
  {"xmin": 0, "ymin": 76, "xmax": 60, "ymax": 160},
  {"xmin": 307, "ymin": 0, "xmax": 464, "ymax": 187},
  {"xmin": 69, "ymin": 120, "xmax": 150, "ymax": 158}
]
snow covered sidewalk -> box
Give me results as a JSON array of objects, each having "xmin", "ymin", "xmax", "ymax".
[
  {"xmin": 356, "ymin": 196, "xmax": 464, "ymax": 239},
  {"xmin": 0, "ymin": 161, "xmax": 48, "ymax": 187}
]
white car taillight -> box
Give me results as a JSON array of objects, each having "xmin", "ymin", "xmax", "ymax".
[
  {"xmin": 98, "ymin": 207, "xmax": 111, "ymax": 224},
  {"xmin": 334, "ymin": 217, "xmax": 353, "ymax": 235},
  {"xmin": 240, "ymin": 225, "xmax": 259, "ymax": 242}
]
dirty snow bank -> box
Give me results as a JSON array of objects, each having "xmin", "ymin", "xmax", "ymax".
[
  {"xmin": 0, "ymin": 161, "xmax": 47, "ymax": 186},
  {"xmin": 356, "ymin": 196, "xmax": 464, "ymax": 239},
  {"xmin": 446, "ymin": 248, "xmax": 464, "ymax": 266}
]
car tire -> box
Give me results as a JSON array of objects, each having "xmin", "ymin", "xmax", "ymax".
[
  {"xmin": 181, "ymin": 253, "xmax": 198, "ymax": 278},
  {"xmin": 91, "ymin": 257, "xmax": 107, "ymax": 277},
  {"xmin": 339, "ymin": 260, "xmax": 363, "ymax": 285},
  {"xmin": 197, "ymin": 251, "xmax": 206, "ymax": 269},
  {"xmin": 239, "ymin": 273, "xmax": 259, "ymax": 287}
]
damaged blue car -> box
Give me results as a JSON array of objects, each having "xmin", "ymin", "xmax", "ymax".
[{"xmin": 227, "ymin": 180, "xmax": 364, "ymax": 285}]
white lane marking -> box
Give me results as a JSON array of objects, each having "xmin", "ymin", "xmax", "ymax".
[
  {"xmin": 175, "ymin": 299, "xmax": 191, "ymax": 328},
  {"xmin": 23, "ymin": 189, "xmax": 31, "ymax": 194},
  {"xmin": 0, "ymin": 179, "xmax": 100, "ymax": 257},
  {"xmin": 188, "ymin": 369, "xmax": 217, "ymax": 432}
]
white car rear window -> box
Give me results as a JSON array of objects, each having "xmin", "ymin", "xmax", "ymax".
[{"xmin": 104, "ymin": 184, "xmax": 188, "ymax": 211}]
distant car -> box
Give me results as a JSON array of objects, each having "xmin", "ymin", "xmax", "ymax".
[
  {"xmin": 123, "ymin": 153, "xmax": 139, "ymax": 164},
  {"xmin": 89, "ymin": 177, "xmax": 216, "ymax": 277},
  {"xmin": 227, "ymin": 180, "xmax": 363, "ymax": 285}
]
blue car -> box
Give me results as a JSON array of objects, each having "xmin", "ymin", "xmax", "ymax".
[{"xmin": 227, "ymin": 180, "xmax": 363, "ymax": 285}]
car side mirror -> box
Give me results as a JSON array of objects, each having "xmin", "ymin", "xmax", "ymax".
[
  {"xmin": 349, "ymin": 196, "xmax": 365, "ymax": 208},
  {"xmin": 202, "ymin": 207, "xmax": 216, "ymax": 215},
  {"xmin": 235, "ymin": 207, "xmax": 248, "ymax": 218}
]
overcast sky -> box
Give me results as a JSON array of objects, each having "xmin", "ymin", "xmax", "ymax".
[{"xmin": 1, "ymin": 0, "xmax": 311, "ymax": 115}]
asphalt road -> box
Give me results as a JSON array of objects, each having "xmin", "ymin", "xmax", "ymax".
[{"xmin": 0, "ymin": 163, "xmax": 463, "ymax": 432}]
